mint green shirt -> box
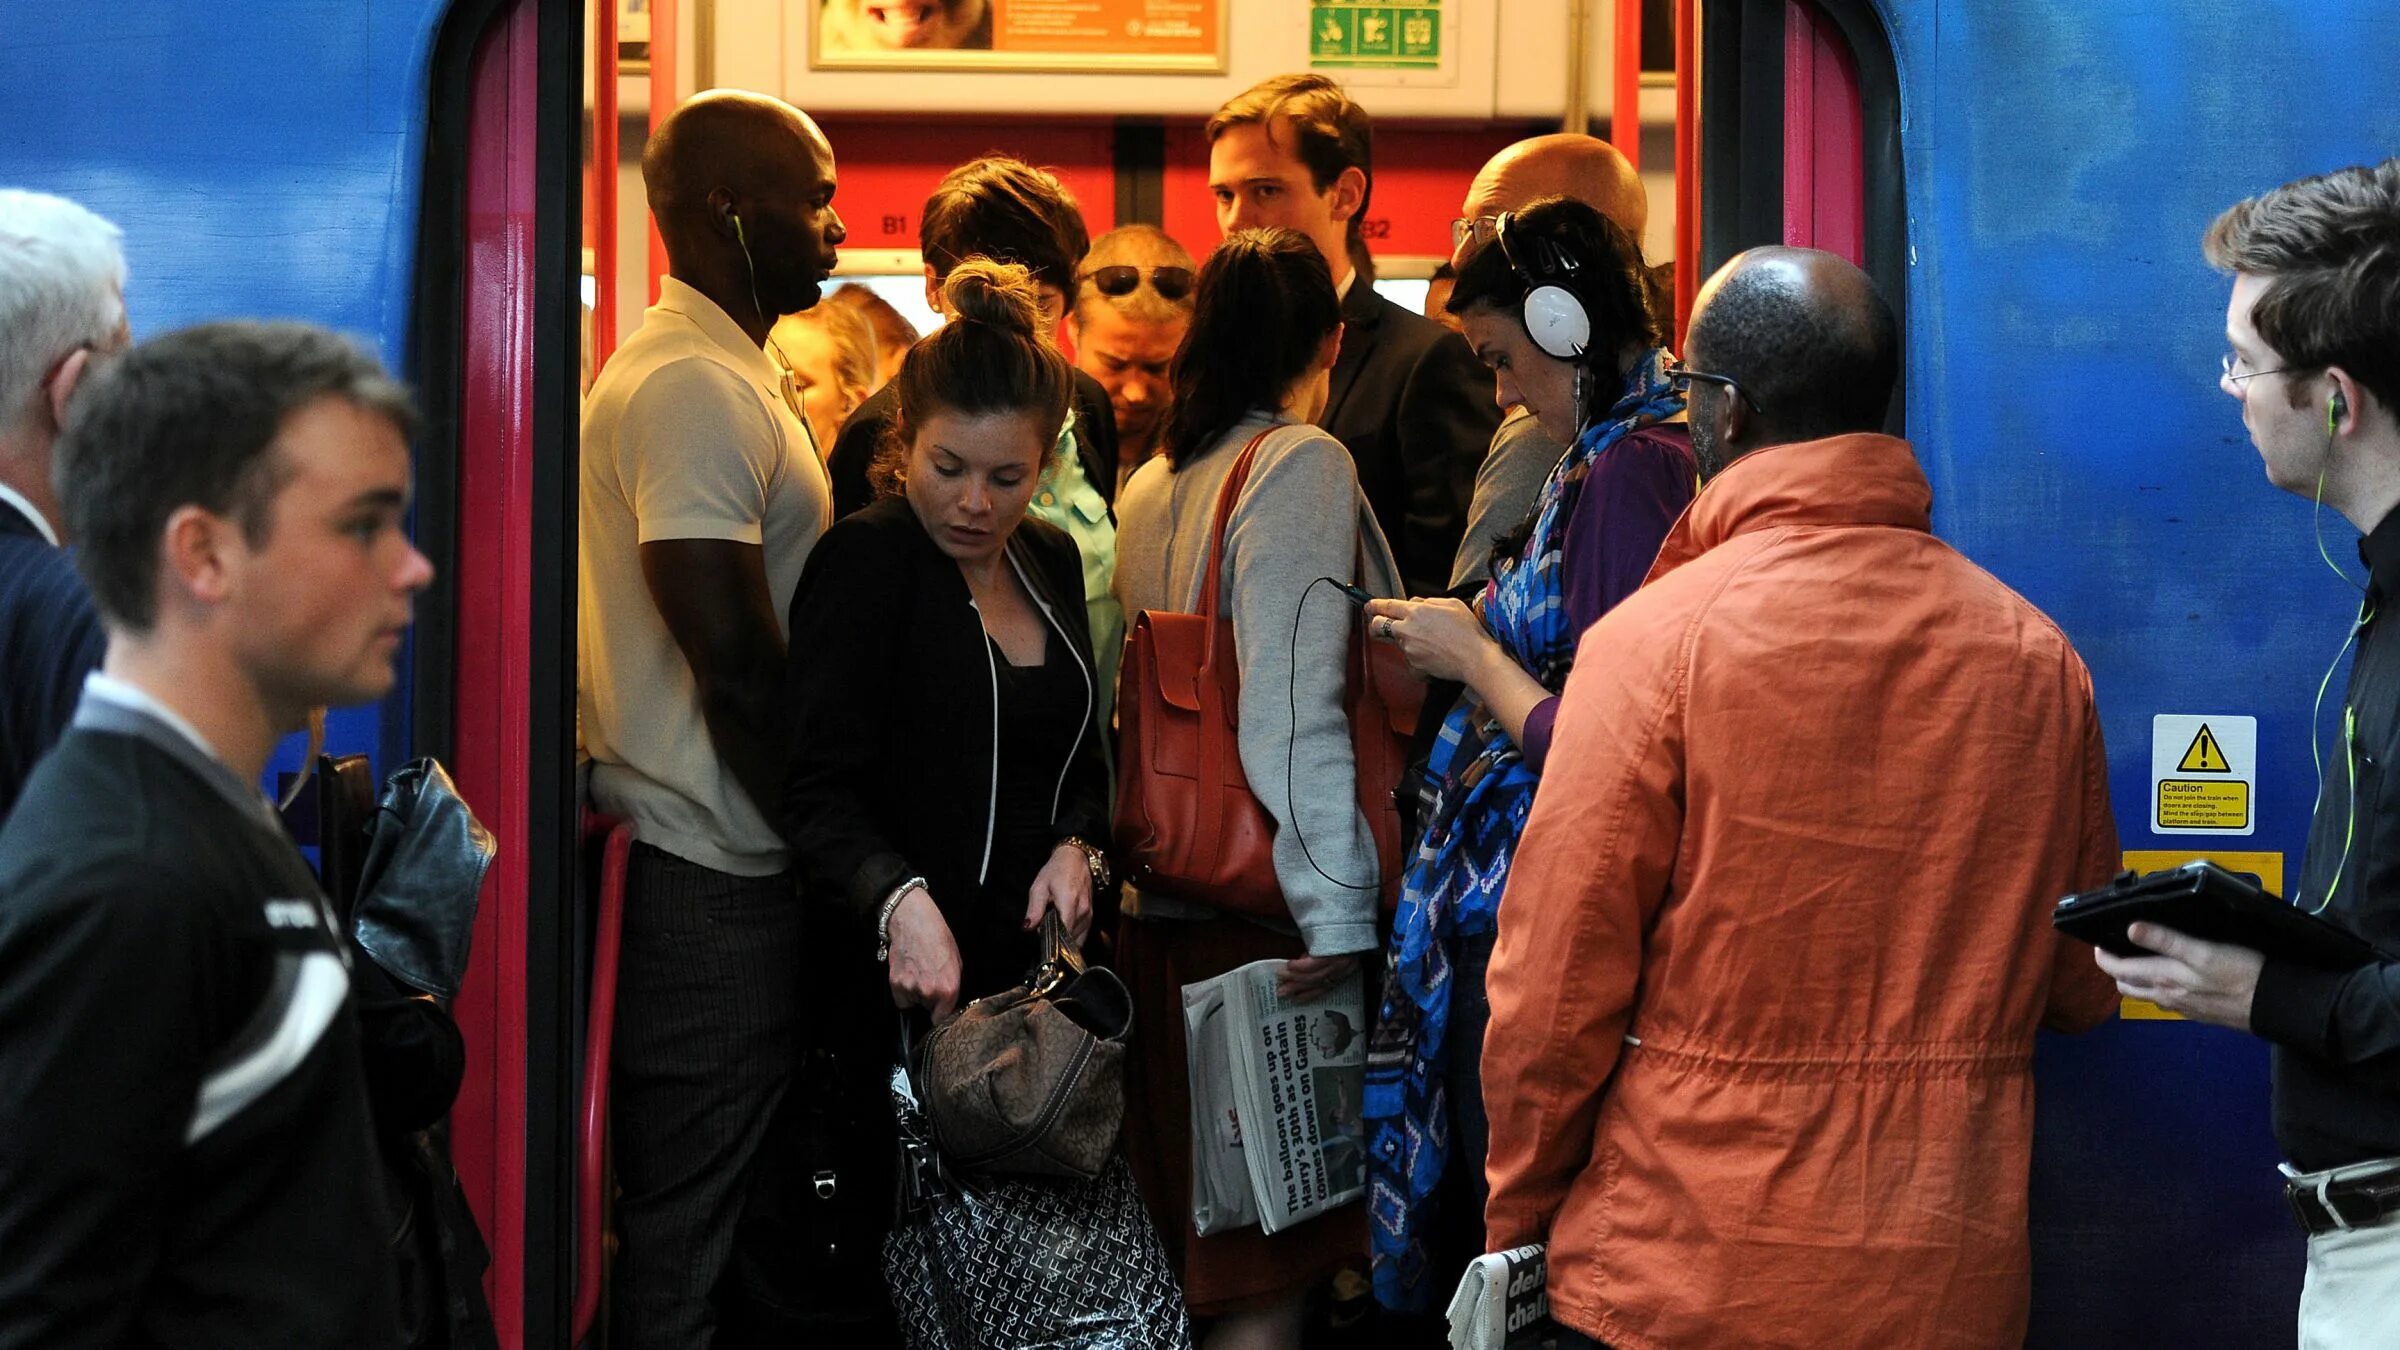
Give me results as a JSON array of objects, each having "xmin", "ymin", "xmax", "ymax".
[{"xmin": 1027, "ymin": 410, "xmax": 1123, "ymax": 734}]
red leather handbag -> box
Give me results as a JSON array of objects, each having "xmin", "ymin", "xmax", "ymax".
[{"xmin": 1113, "ymin": 429, "xmax": 1424, "ymax": 921}]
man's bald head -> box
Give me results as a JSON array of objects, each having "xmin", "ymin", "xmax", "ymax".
[
  {"xmin": 1683, "ymin": 246, "xmax": 1897, "ymax": 474},
  {"xmin": 643, "ymin": 91, "xmax": 831, "ymax": 251},
  {"xmin": 1461, "ymin": 134, "xmax": 1648, "ymax": 243},
  {"xmin": 641, "ymin": 91, "xmax": 843, "ymax": 322}
]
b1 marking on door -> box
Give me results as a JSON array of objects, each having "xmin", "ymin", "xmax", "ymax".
[{"xmin": 2151, "ymin": 714, "xmax": 2256, "ymax": 835}]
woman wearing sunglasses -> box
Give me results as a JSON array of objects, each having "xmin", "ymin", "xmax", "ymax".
[{"xmin": 1358, "ymin": 194, "xmax": 1697, "ymax": 1314}]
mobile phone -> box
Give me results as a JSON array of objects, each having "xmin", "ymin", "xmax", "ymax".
[{"xmin": 1323, "ymin": 578, "xmax": 1374, "ymax": 606}]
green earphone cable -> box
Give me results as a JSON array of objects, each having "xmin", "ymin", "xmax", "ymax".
[{"xmin": 2307, "ymin": 398, "xmax": 2371, "ymax": 914}]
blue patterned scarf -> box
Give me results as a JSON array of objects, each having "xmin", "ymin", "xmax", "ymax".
[{"xmin": 1364, "ymin": 349, "xmax": 1682, "ymax": 1310}]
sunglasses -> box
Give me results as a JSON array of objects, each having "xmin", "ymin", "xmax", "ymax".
[{"xmin": 1082, "ymin": 264, "xmax": 1195, "ymax": 302}]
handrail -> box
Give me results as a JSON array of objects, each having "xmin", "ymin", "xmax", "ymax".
[
  {"xmin": 1674, "ymin": 0, "xmax": 1699, "ymax": 340},
  {"xmin": 571, "ymin": 812, "xmax": 634, "ymax": 1347},
  {"xmin": 591, "ymin": 0, "xmax": 619, "ymax": 374},
  {"xmin": 1612, "ymin": 0, "xmax": 1642, "ymax": 170},
  {"xmin": 647, "ymin": 0, "xmax": 677, "ymax": 309}
]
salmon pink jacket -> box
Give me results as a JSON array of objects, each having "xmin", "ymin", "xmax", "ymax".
[{"xmin": 1482, "ymin": 433, "xmax": 2120, "ymax": 1350}]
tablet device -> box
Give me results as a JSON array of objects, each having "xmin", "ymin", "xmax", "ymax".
[{"xmin": 2053, "ymin": 861, "xmax": 2382, "ymax": 971}]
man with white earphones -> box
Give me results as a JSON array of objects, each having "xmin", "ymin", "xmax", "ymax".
[{"xmin": 578, "ymin": 90, "xmax": 845, "ymax": 1350}]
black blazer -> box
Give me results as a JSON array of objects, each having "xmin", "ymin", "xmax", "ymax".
[
  {"xmin": 1321, "ymin": 282, "xmax": 1502, "ymax": 597},
  {"xmin": 781, "ymin": 498, "xmax": 1110, "ymax": 935},
  {"xmin": 0, "ymin": 497, "xmax": 105, "ymax": 825},
  {"xmin": 827, "ymin": 368, "xmax": 1120, "ymax": 521}
]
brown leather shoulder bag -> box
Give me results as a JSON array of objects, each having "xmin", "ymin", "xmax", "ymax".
[{"xmin": 1113, "ymin": 427, "xmax": 1423, "ymax": 920}]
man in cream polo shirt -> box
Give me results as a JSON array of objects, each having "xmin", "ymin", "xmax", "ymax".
[{"xmin": 578, "ymin": 90, "xmax": 843, "ymax": 1350}]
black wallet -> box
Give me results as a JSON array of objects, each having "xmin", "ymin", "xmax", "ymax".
[{"xmin": 2052, "ymin": 861, "xmax": 2382, "ymax": 971}]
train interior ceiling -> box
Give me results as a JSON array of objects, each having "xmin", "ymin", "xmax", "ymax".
[{"xmin": 6, "ymin": 0, "xmax": 2399, "ymax": 1347}]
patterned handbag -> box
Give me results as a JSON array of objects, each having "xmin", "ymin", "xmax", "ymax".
[{"xmin": 885, "ymin": 1066, "xmax": 1192, "ymax": 1350}]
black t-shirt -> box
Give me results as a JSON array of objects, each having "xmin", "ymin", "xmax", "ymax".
[{"xmin": 0, "ymin": 715, "xmax": 398, "ymax": 1349}]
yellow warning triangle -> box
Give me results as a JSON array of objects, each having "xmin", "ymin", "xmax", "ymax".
[{"xmin": 2177, "ymin": 724, "xmax": 2231, "ymax": 773}]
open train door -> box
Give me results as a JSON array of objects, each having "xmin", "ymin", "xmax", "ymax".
[{"xmin": 411, "ymin": 1, "xmax": 583, "ymax": 1346}]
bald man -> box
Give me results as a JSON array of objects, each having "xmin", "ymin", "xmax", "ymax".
[
  {"xmin": 1480, "ymin": 247, "xmax": 2116, "ymax": 1349},
  {"xmin": 1447, "ymin": 134, "xmax": 1666, "ymax": 590},
  {"xmin": 579, "ymin": 90, "xmax": 845, "ymax": 1349}
]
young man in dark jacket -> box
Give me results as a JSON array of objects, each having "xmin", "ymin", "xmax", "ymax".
[{"xmin": 0, "ymin": 320, "xmax": 432, "ymax": 1348}]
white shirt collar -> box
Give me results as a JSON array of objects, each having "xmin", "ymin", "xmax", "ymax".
[
  {"xmin": 653, "ymin": 275, "xmax": 784, "ymax": 390},
  {"xmin": 83, "ymin": 671, "xmax": 224, "ymax": 766},
  {"xmin": 0, "ymin": 480, "xmax": 59, "ymax": 546},
  {"xmin": 1335, "ymin": 268, "xmax": 1357, "ymax": 304}
]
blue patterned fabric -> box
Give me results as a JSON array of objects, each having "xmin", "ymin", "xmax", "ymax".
[{"xmin": 1364, "ymin": 350, "xmax": 1682, "ymax": 1310}]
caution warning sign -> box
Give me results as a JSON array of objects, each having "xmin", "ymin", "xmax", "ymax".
[
  {"xmin": 2151, "ymin": 714, "xmax": 2256, "ymax": 836},
  {"xmin": 2177, "ymin": 725, "xmax": 2232, "ymax": 773}
]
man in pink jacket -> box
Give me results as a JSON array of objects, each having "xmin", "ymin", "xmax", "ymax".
[{"xmin": 1481, "ymin": 247, "xmax": 2120, "ymax": 1349}]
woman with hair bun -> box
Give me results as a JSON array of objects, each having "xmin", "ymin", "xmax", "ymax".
[
  {"xmin": 782, "ymin": 256, "xmax": 1113, "ymax": 1037},
  {"xmin": 1112, "ymin": 226, "xmax": 1401, "ymax": 1345}
]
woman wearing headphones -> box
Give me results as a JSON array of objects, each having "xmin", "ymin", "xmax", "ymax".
[{"xmin": 1359, "ymin": 194, "xmax": 1696, "ymax": 1313}]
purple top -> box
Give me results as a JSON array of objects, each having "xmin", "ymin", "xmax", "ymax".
[{"xmin": 1516, "ymin": 424, "xmax": 1697, "ymax": 770}]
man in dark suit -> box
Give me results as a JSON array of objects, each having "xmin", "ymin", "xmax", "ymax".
[
  {"xmin": 0, "ymin": 188, "xmax": 124, "ymax": 824},
  {"xmin": 1206, "ymin": 74, "xmax": 1500, "ymax": 596}
]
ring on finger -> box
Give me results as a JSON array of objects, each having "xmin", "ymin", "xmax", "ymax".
[{"xmin": 1376, "ymin": 616, "xmax": 1396, "ymax": 641}]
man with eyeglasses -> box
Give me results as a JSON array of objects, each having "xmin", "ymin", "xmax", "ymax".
[
  {"xmin": 0, "ymin": 189, "xmax": 124, "ymax": 827},
  {"xmin": 578, "ymin": 90, "xmax": 843, "ymax": 1350},
  {"xmin": 2093, "ymin": 159, "xmax": 2400, "ymax": 1348},
  {"xmin": 1443, "ymin": 133, "xmax": 1657, "ymax": 590},
  {"xmin": 1479, "ymin": 245, "xmax": 2118, "ymax": 1349},
  {"xmin": 1068, "ymin": 224, "xmax": 1195, "ymax": 491}
]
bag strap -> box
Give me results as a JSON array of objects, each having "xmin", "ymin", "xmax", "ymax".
[{"xmin": 1195, "ymin": 427, "xmax": 1277, "ymax": 674}]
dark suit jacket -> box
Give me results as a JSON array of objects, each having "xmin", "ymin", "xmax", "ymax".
[
  {"xmin": 1322, "ymin": 281, "xmax": 1502, "ymax": 597},
  {"xmin": 827, "ymin": 367, "xmax": 1120, "ymax": 521},
  {"xmin": 0, "ymin": 497, "xmax": 105, "ymax": 825}
]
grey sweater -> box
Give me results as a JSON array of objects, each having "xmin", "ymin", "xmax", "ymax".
[{"xmin": 1114, "ymin": 412, "xmax": 1403, "ymax": 956}]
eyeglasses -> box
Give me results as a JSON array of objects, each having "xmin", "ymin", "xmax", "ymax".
[
  {"xmin": 1450, "ymin": 214, "xmax": 1502, "ymax": 253},
  {"xmin": 1082, "ymin": 264, "xmax": 1195, "ymax": 302},
  {"xmin": 1665, "ymin": 359, "xmax": 1765, "ymax": 415},
  {"xmin": 2222, "ymin": 351, "xmax": 2290, "ymax": 387}
]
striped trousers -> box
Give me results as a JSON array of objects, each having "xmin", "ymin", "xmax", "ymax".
[{"xmin": 608, "ymin": 844, "xmax": 803, "ymax": 1350}]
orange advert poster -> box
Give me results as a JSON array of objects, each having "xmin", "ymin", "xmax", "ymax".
[
  {"xmin": 997, "ymin": 0, "xmax": 1215, "ymax": 53},
  {"xmin": 815, "ymin": 0, "xmax": 1222, "ymax": 68}
]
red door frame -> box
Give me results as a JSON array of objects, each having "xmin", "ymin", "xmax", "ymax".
[
  {"xmin": 1782, "ymin": 0, "xmax": 1865, "ymax": 264},
  {"xmin": 448, "ymin": 1, "xmax": 540, "ymax": 1339}
]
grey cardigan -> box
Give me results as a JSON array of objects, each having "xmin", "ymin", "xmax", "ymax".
[{"xmin": 1113, "ymin": 411, "xmax": 1403, "ymax": 956}]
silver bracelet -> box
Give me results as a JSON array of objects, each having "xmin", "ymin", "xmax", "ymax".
[{"xmin": 876, "ymin": 876, "xmax": 928, "ymax": 963}]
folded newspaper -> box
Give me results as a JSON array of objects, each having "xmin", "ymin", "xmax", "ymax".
[
  {"xmin": 1445, "ymin": 1244, "xmax": 1552, "ymax": 1350},
  {"xmin": 1181, "ymin": 959, "xmax": 1367, "ymax": 1236}
]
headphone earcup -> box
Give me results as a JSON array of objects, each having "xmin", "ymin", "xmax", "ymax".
[{"xmin": 1522, "ymin": 284, "xmax": 1591, "ymax": 360}]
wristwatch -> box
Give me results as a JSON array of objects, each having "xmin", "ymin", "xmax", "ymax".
[{"xmin": 1059, "ymin": 836, "xmax": 1111, "ymax": 889}]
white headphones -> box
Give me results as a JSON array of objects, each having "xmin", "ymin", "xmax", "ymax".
[{"xmin": 1496, "ymin": 211, "xmax": 1592, "ymax": 360}]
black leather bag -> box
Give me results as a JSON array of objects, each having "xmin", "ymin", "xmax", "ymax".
[
  {"xmin": 354, "ymin": 759, "xmax": 497, "ymax": 1000},
  {"xmin": 715, "ymin": 935, "xmax": 904, "ymax": 1345}
]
